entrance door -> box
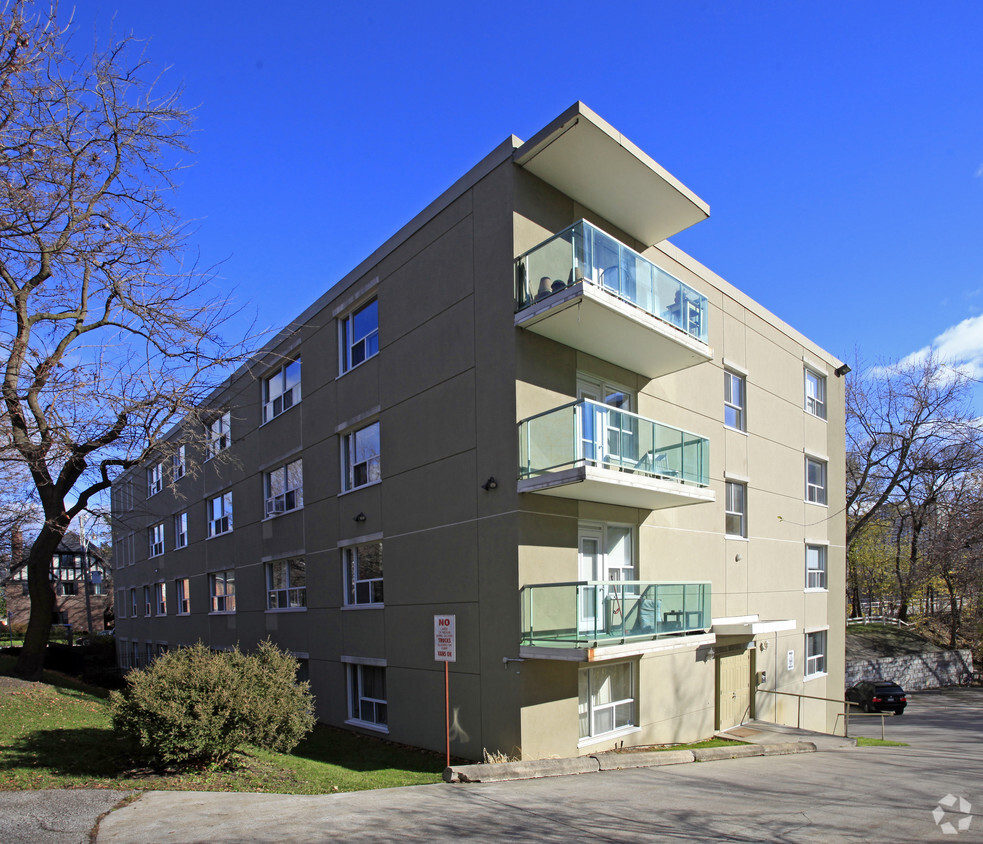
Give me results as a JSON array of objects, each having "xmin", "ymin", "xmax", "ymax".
[
  {"xmin": 578, "ymin": 529, "xmax": 603, "ymax": 635},
  {"xmin": 579, "ymin": 524, "xmax": 635, "ymax": 637},
  {"xmin": 716, "ymin": 648, "xmax": 752, "ymax": 730},
  {"xmin": 577, "ymin": 376, "xmax": 635, "ymax": 470}
]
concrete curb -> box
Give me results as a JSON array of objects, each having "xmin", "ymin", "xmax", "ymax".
[{"xmin": 444, "ymin": 741, "xmax": 818, "ymax": 783}]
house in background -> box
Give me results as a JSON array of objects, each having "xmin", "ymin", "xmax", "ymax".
[
  {"xmin": 110, "ymin": 103, "xmax": 846, "ymax": 761},
  {"xmin": 4, "ymin": 532, "xmax": 113, "ymax": 634}
]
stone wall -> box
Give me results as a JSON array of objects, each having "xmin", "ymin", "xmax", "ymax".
[{"xmin": 845, "ymin": 650, "xmax": 974, "ymax": 690}]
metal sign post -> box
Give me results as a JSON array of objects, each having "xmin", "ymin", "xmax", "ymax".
[{"xmin": 434, "ymin": 614, "xmax": 456, "ymax": 767}]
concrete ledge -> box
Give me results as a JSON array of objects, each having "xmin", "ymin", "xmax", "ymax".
[
  {"xmin": 761, "ymin": 741, "xmax": 818, "ymax": 756},
  {"xmin": 595, "ymin": 749, "xmax": 695, "ymax": 771},
  {"xmin": 445, "ymin": 756, "xmax": 600, "ymax": 783},
  {"xmin": 692, "ymin": 745, "xmax": 765, "ymax": 762}
]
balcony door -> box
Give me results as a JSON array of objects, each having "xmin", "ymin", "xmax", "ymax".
[
  {"xmin": 578, "ymin": 523, "xmax": 635, "ymax": 636},
  {"xmin": 577, "ymin": 375, "xmax": 635, "ymax": 470}
]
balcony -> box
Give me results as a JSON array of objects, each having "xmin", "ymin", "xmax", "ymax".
[
  {"xmin": 521, "ymin": 580, "xmax": 711, "ymax": 649},
  {"xmin": 518, "ymin": 399, "xmax": 714, "ymax": 510},
  {"xmin": 514, "ymin": 221, "xmax": 712, "ymax": 378}
]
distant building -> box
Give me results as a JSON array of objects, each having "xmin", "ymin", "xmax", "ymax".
[
  {"xmin": 4, "ymin": 533, "xmax": 113, "ymax": 633},
  {"xmin": 111, "ymin": 103, "xmax": 845, "ymax": 760}
]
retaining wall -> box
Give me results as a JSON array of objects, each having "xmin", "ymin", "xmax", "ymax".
[{"xmin": 845, "ymin": 649, "xmax": 974, "ymax": 689}]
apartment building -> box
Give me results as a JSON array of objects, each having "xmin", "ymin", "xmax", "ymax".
[{"xmin": 111, "ymin": 103, "xmax": 846, "ymax": 761}]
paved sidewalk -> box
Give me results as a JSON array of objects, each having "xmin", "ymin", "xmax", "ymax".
[
  {"xmin": 718, "ymin": 719, "xmax": 856, "ymax": 750},
  {"xmin": 0, "ymin": 789, "xmax": 133, "ymax": 844}
]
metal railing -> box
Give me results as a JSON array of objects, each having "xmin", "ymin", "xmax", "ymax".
[{"xmin": 756, "ymin": 688, "xmax": 896, "ymax": 739}]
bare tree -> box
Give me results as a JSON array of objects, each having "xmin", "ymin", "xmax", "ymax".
[{"xmin": 0, "ymin": 2, "xmax": 248, "ymax": 679}]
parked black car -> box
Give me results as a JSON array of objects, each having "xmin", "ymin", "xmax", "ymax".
[{"xmin": 846, "ymin": 680, "xmax": 907, "ymax": 714}]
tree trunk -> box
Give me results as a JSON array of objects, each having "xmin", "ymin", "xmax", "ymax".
[{"xmin": 13, "ymin": 522, "xmax": 67, "ymax": 680}]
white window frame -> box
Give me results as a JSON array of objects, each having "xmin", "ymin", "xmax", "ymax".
[
  {"xmin": 149, "ymin": 522, "xmax": 165, "ymax": 558},
  {"xmin": 805, "ymin": 368, "xmax": 826, "ymax": 419},
  {"xmin": 340, "ymin": 298, "xmax": 379, "ymax": 374},
  {"xmin": 263, "ymin": 357, "xmax": 302, "ymax": 423},
  {"xmin": 725, "ymin": 481, "xmax": 746, "ymax": 538},
  {"xmin": 266, "ymin": 558, "xmax": 307, "ymax": 610},
  {"xmin": 209, "ymin": 570, "xmax": 236, "ymax": 613},
  {"xmin": 342, "ymin": 421, "xmax": 381, "ymax": 491},
  {"xmin": 346, "ymin": 661, "xmax": 388, "ymax": 732},
  {"xmin": 143, "ymin": 585, "xmax": 152, "ymax": 617},
  {"xmin": 176, "ymin": 577, "xmax": 190, "ymax": 615},
  {"xmin": 173, "ymin": 445, "xmax": 186, "ymax": 481},
  {"xmin": 806, "ymin": 457, "xmax": 827, "ymax": 505},
  {"xmin": 207, "ymin": 492, "xmax": 233, "ymax": 537},
  {"xmin": 343, "ymin": 542, "xmax": 383, "ymax": 607},
  {"xmin": 805, "ymin": 630, "xmax": 828, "ymax": 678},
  {"xmin": 174, "ymin": 511, "xmax": 188, "ymax": 549},
  {"xmin": 148, "ymin": 463, "xmax": 163, "ymax": 497},
  {"xmin": 265, "ymin": 459, "xmax": 304, "ymax": 517},
  {"xmin": 723, "ymin": 370, "xmax": 745, "ymax": 431},
  {"xmin": 154, "ymin": 582, "xmax": 166, "ymax": 616},
  {"xmin": 206, "ymin": 412, "xmax": 231, "ymax": 460},
  {"xmin": 578, "ymin": 661, "xmax": 636, "ymax": 743},
  {"xmin": 806, "ymin": 544, "xmax": 827, "ymax": 590}
]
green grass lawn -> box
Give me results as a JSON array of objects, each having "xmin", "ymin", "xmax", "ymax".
[
  {"xmin": 856, "ymin": 736, "xmax": 909, "ymax": 747},
  {"xmin": 0, "ymin": 657, "xmax": 444, "ymax": 793}
]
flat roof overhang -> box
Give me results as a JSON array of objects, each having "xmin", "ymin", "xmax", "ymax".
[
  {"xmin": 518, "ymin": 465, "xmax": 715, "ymax": 511},
  {"xmin": 514, "ymin": 102, "xmax": 710, "ymax": 247},
  {"xmin": 519, "ymin": 632, "xmax": 716, "ymax": 662},
  {"xmin": 514, "ymin": 282, "xmax": 712, "ymax": 379},
  {"xmin": 711, "ymin": 615, "xmax": 797, "ymax": 637}
]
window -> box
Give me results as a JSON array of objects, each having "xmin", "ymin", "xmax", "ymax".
[
  {"xmin": 129, "ymin": 588, "xmax": 137, "ymax": 617},
  {"xmin": 806, "ymin": 458, "xmax": 827, "ymax": 505},
  {"xmin": 173, "ymin": 445, "xmax": 186, "ymax": 481},
  {"xmin": 143, "ymin": 585, "xmax": 152, "ymax": 617},
  {"xmin": 207, "ymin": 412, "xmax": 231, "ymax": 459},
  {"xmin": 149, "ymin": 522, "xmax": 165, "ymax": 558},
  {"xmin": 145, "ymin": 642, "xmax": 154, "ymax": 666},
  {"xmin": 113, "ymin": 479, "xmax": 133, "ymax": 513},
  {"xmin": 209, "ymin": 570, "xmax": 235, "ymax": 613},
  {"xmin": 174, "ymin": 512, "xmax": 188, "ymax": 549},
  {"xmin": 805, "ymin": 630, "xmax": 827, "ymax": 677},
  {"xmin": 805, "ymin": 368, "xmax": 826, "ymax": 419},
  {"xmin": 806, "ymin": 545, "xmax": 827, "ymax": 590},
  {"xmin": 61, "ymin": 582, "xmax": 78, "ymax": 596},
  {"xmin": 265, "ymin": 459, "xmax": 304, "ymax": 517},
  {"xmin": 340, "ymin": 298, "xmax": 379, "ymax": 373},
  {"xmin": 724, "ymin": 370, "xmax": 745, "ymax": 431},
  {"xmin": 343, "ymin": 422, "xmax": 381, "ymax": 490},
  {"xmin": 176, "ymin": 578, "xmax": 190, "ymax": 614},
  {"xmin": 344, "ymin": 542, "xmax": 383, "ymax": 606},
  {"xmin": 579, "ymin": 662, "xmax": 635, "ymax": 740},
  {"xmin": 347, "ymin": 663, "xmax": 387, "ymax": 729},
  {"xmin": 207, "ymin": 492, "xmax": 233, "ymax": 537},
  {"xmin": 115, "ymin": 533, "xmax": 135, "ymax": 567},
  {"xmin": 116, "ymin": 589, "xmax": 126, "ymax": 618},
  {"xmin": 266, "ymin": 558, "xmax": 306, "ymax": 609},
  {"xmin": 154, "ymin": 582, "xmax": 166, "ymax": 616},
  {"xmin": 148, "ymin": 463, "xmax": 163, "ymax": 497},
  {"xmin": 725, "ymin": 481, "xmax": 746, "ymax": 537},
  {"xmin": 263, "ymin": 358, "xmax": 302, "ymax": 423}
]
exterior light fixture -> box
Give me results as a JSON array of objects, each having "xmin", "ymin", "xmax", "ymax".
[
  {"xmin": 354, "ymin": 512, "xmax": 367, "ymax": 522},
  {"xmin": 482, "ymin": 477, "xmax": 498, "ymax": 491},
  {"xmin": 834, "ymin": 364, "xmax": 851, "ymax": 377}
]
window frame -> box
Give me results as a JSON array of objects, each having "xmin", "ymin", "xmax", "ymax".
[
  {"xmin": 154, "ymin": 582, "xmax": 167, "ymax": 616},
  {"xmin": 206, "ymin": 412, "xmax": 231, "ymax": 460},
  {"xmin": 174, "ymin": 511, "xmax": 188, "ymax": 549},
  {"xmin": 149, "ymin": 522, "xmax": 165, "ymax": 558},
  {"xmin": 340, "ymin": 298, "xmax": 379, "ymax": 374},
  {"xmin": 804, "ymin": 368, "xmax": 827, "ymax": 420},
  {"xmin": 266, "ymin": 558, "xmax": 307, "ymax": 610},
  {"xmin": 147, "ymin": 463, "xmax": 163, "ymax": 497},
  {"xmin": 343, "ymin": 542, "xmax": 383, "ymax": 607},
  {"xmin": 806, "ymin": 457, "xmax": 827, "ymax": 505},
  {"xmin": 176, "ymin": 577, "xmax": 191, "ymax": 615},
  {"xmin": 725, "ymin": 481, "xmax": 747, "ymax": 538},
  {"xmin": 172, "ymin": 445, "xmax": 186, "ymax": 481},
  {"xmin": 346, "ymin": 662, "xmax": 388, "ymax": 732},
  {"xmin": 265, "ymin": 458, "xmax": 304, "ymax": 517},
  {"xmin": 723, "ymin": 370, "xmax": 746, "ymax": 431},
  {"xmin": 207, "ymin": 492, "xmax": 233, "ymax": 538},
  {"xmin": 805, "ymin": 630, "xmax": 828, "ymax": 678},
  {"xmin": 342, "ymin": 421, "xmax": 381, "ymax": 492},
  {"xmin": 209, "ymin": 570, "xmax": 236, "ymax": 614},
  {"xmin": 806, "ymin": 544, "xmax": 828, "ymax": 590},
  {"xmin": 143, "ymin": 585, "xmax": 152, "ymax": 617},
  {"xmin": 116, "ymin": 589, "xmax": 126, "ymax": 618},
  {"xmin": 129, "ymin": 587, "xmax": 137, "ymax": 617},
  {"xmin": 578, "ymin": 661, "xmax": 636, "ymax": 743},
  {"xmin": 263, "ymin": 357, "xmax": 302, "ymax": 423}
]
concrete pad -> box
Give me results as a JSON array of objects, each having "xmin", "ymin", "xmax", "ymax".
[
  {"xmin": 0, "ymin": 789, "xmax": 133, "ymax": 844},
  {"xmin": 445, "ymin": 755, "xmax": 599, "ymax": 783},
  {"xmin": 594, "ymin": 749, "xmax": 695, "ymax": 770}
]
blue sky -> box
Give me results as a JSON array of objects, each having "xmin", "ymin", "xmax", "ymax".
[{"xmin": 62, "ymin": 1, "xmax": 983, "ymax": 375}]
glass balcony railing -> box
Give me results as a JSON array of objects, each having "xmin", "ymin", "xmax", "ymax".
[
  {"xmin": 521, "ymin": 580, "xmax": 711, "ymax": 647},
  {"xmin": 515, "ymin": 220, "xmax": 709, "ymax": 345},
  {"xmin": 519, "ymin": 399, "xmax": 709, "ymax": 487}
]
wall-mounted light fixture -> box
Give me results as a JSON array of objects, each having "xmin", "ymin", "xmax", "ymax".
[
  {"xmin": 835, "ymin": 363, "xmax": 851, "ymax": 377},
  {"xmin": 482, "ymin": 476, "xmax": 498, "ymax": 491},
  {"xmin": 735, "ymin": 553, "xmax": 743, "ymax": 562},
  {"xmin": 354, "ymin": 512, "xmax": 367, "ymax": 522}
]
